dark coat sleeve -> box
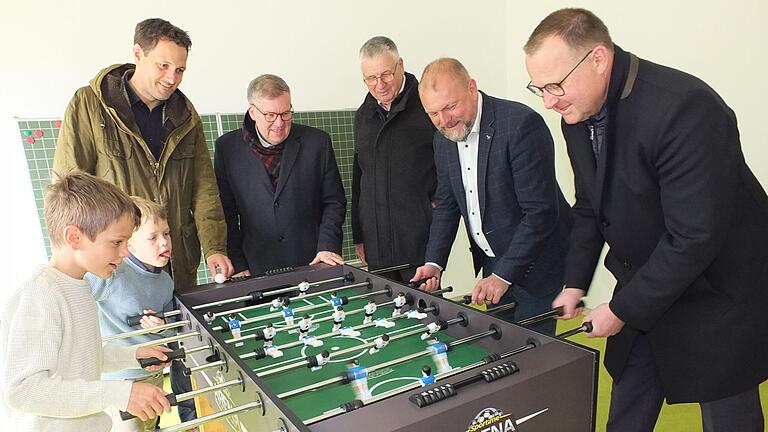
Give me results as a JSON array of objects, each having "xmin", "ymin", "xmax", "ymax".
[
  {"xmin": 609, "ymin": 90, "xmax": 739, "ymax": 331},
  {"xmin": 491, "ymin": 111, "xmax": 562, "ymax": 284},
  {"xmin": 213, "ymin": 134, "xmax": 248, "ymax": 273},
  {"xmin": 315, "ymin": 138, "xmax": 347, "ymax": 254},
  {"xmin": 424, "ymin": 136, "xmax": 461, "ymax": 268}
]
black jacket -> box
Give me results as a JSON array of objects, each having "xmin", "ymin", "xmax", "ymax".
[
  {"xmin": 563, "ymin": 45, "xmax": 768, "ymax": 402},
  {"xmin": 352, "ymin": 72, "xmax": 437, "ymax": 269},
  {"xmin": 214, "ymin": 116, "xmax": 346, "ymax": 275}
]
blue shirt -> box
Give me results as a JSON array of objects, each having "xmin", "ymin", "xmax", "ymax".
[
  {"xmin": 420, "ymin": 375, "xmax": 436, "ymax": 386},
  {"xmin": 429, "ymin": 342, "xmax": 448, "ymax": 355},
  {"xmin": 282, "ymin": 307, "xmax": 294, "ymax": 318},
  {"xmin": 229, "ymin": 319, "xmax": 241, "ymax": 330},
  {"xmin": 331, "ymin": 297, "xmax": 343, "ymax": 307},
  {"xmin": 86, "ymin": 256, "xmax": 174, "ymax": 380}
]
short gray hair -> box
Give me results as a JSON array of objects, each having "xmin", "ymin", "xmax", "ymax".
[
  {"xmin": 247, "ymin": 74, "xmax": 290, "ymax": 104},
  {"xmin": 359, "ymin": 36, "xmax": 399, "ymax": 60}
]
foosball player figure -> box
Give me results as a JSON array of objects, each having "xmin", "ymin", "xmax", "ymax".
[
  {"xmin": 332, "ymin": 306, "xmax": 346, "ymax": 332},
  {"xmin": 330, "ymin": 292, "xmax": 343, "ymax": 309},
  {"xmin": 420, "ymin": 320, "xmax": 445, "ymax": 340},
  {"xmin": 228, "ymin": 313, "xmax": 242, "ymax": 339},
  {"xmin": 363, "ymin": 299, "xmax": 377, "ymax": 324},
  {"xmin": 262, "ymin": 323, "xmax": 283, "ymax": 358},
  {"xmin": 270, "ymin": 296, "xmax": 285, "ymax": 312},
  {"xmin": 427, "ymin": 338, "xmax": 452, "ymax": 374},
  {"xmin": 281, "ymin": 299, "xmax": 294, "ymax": 326},
  {"xmin": 345, "ymin": 359, "xmax": 371, "ymax": 400},
  {"xmin": 392, "ymin": 292, "xmax": 407, "ymax": 317},
  {"xmin": 419, "ymin": 365, "xmax": 436, "ymax": 387},
  {"xmin": 308, "ymin": 350, "xmax": 330, "ymax": 372},
  {"xmin": 368, "ymin": 333, "xmax": 390, "ymax": 355},
  {"xmin": 298, "ymin": 280, "xmax": 311, "ymax": 297},
  {"xmin": 203, "ymin": 311, "xmax": 216, "ymax": 324},
  {"xmin": 298, "ymin": 314, "xmax": 313, "ymax": 340}
]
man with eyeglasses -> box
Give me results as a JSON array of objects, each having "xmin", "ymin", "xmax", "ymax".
[
  {"xmin": 525, "ymin": 8, "xmax": 768, "ymax": 431},
  {"xmin": 353, "ymin": 36, "xmax": 437, "ymax": 282},
  {"xmin": 214, "ymin": 74, "xmax": 346, "ymax": 277},
  {"xmin": 411, "ymin": 58, "xmax": 571, "ymax": 335}
]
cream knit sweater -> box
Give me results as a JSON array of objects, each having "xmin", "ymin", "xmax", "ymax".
[{"xmin": 1, "ymin": 265, "xmax": 138, "ymax": 431}]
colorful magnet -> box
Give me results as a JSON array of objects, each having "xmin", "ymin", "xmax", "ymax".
[
  {"xmin": 25, "ymin": 136, "xmax": 35, "ymax": 144},
  {"xmin": 33, "ymin": 130, "xmax": 43, "ymax": 137},
  {"xmin": 23, "ymin": 130, "xmax": 32, "ymax": 137}
]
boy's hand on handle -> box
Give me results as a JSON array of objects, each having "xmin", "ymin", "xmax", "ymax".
[
  {"xmin": 126, "ymin": 382, "xmax": 170, "ymax": 422},
  {"xmin": 139, "ymin": 309, "xmax": 166, "ymax": 329},
  {"xmin": 136, "ymin": 345, "xmax": 173, "ymax": 371}
]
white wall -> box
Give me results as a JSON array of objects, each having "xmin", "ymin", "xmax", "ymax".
[{"xmin": 2, "ymin": 0, "xmax": 767, "ymax": 308}]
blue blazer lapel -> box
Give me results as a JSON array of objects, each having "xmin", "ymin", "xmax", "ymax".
[
  {"xmin": 477, "ymin": 92, "xmax": 494, "ymax": 218},
  {"xmin": 441, "ymin": 136, "xmax": 469, "ymax": 217},
  {"xmin": 274, "ymin": 133, "xmax": 300, "ymax": 200}
]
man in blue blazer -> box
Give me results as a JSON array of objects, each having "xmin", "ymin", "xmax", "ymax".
[
  {"xmin": 412, "ymin": 58, "xmax": 571, "ymax": 334},
  {"xmin": 214, "ymin": 74, "xmax": 346, "ymax": 277}
]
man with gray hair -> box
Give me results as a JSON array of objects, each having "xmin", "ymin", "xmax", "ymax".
[
  {"xmin": 353, "ymin": 36, "xmax": 437, "ymax": 281},
  {"xmin": 214, "ymin": 74, "xmax": 346, "ymax": 276}
]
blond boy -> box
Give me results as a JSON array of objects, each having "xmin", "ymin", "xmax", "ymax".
[{"xmin": 1, "ymin": 171, "xmax": 171, "ymax": 431}]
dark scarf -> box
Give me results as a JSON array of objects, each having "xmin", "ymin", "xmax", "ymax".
[{"xmin": 242, "ymin": 113, "xmax": 284, "ymax": 189}]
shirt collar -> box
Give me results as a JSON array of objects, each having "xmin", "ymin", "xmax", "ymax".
[
  {"xmin": 127, "ymin": 255, "xmax": 162, "ymax": 274},
  {"xmin": 458, "ymin": 92, "xmax": 483, "ymax": 143}
]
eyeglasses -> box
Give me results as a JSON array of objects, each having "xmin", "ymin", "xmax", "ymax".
[
  {"xmin": 526, "ymin": 49, "xmax": 593, "ymax": 97},
  {"xmin": 250, "ymin": 104, "xmax": 294, "ymax": 122},
  {"xmin": 363, "ymin": 62, "xmax": 400, "ymax": 86}
]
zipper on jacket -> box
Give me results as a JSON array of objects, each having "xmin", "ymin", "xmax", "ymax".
[{"xmin": 153, "ymin": 162, "xmax": 160, "ymax": 177}]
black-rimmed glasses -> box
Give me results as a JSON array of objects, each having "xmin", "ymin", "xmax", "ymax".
[
  {"xmin": 527, "ymin": 49, "xmax": 593, "ymax": 97},
  {"xmin": 250, "ymin": 104, "xmax": 293, "ymax": 122}
]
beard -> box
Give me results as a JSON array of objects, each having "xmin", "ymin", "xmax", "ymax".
[{"xmin": 438, "ymin": 118, "xmax": 474, "ymax": 142}]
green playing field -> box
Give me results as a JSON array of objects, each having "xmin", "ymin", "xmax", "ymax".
[{"xmin": 209, "ymin": 288, "xmax": 491, "ymax": 420}]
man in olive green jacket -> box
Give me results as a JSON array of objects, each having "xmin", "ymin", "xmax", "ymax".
[{"xmin": 53, "ymin": 19, "xmax": 232, "ymax": 291}]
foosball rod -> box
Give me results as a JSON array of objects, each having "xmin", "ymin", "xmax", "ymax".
[
  {"xmin": 120, "ymin": 376, "xmax": 244, "ymax": 420},
  {"xmin": 211, "ymin": 280, "xmax": 372, "ymax": 325},
  {"xmin": 131, "ymin": 331, "xmax": 201, "ymax": 348},
  {"xmin": 251, "ymin": 302, "xmax": 438, "ymax": 371},
  {"xmin": 278, "ymin": 328, "xmax": 498, "ymax": 399},
  {"xmin": 515, "ymin": 301, "xmax": 585, "ymax": 327},
  {"xmin": 229, "ymin": 298, "xmax": 398, "ymax": 346},
  {"xmin": 192, "ymin": 272, "xmax": 358, "ymax": 311},
  {"xmin": 125, "ymin": 273, "xmax": 353, "ymax": 326},
  {"xmin": 305, "ymin": 322, "xmax": 594, "ymax": 423},
  {"xmin": 158, "ymin": 400, "xmax": 265, "ymax": 432},
  {"xmin": 102, "ymin": 321, "xmax": 190, "ymax": 342},
  {"xmin": 212, "ymin": 286, "xmax": 388, "ymax": 332},
  {"xmin": 367, "ymin": 263, "xmax": 411, "ymax": 274},
  {"xmin": 250, "ymin": 304, "xmax": 436, "ymax": 374}
]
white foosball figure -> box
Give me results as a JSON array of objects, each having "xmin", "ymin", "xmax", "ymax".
[
  {"xmin": 309, "ymin": 350, "xmax": 330, "ymax": 372},
  {"xmin": 298, "ymin": 315, "xmax": 313, "ymax": 340},
  {"xmin": 298, "ymin": 280, "xmax": 311, "ymax": 297},
  {"xmin": 228, "ymin": 314, "xmax": 242, "ymax": 339},
  {"xmin": 363, "ymin": 299, "xmax": 377, "ymax": 325},
  {"xmin": 419, "ymin": 366, "xmax": 436, "ymax": 387},
  {"xmin": 270, "ymin": 297, "xmax": 285, "ymax": 312},
  {"xmin": 421, "ymin": 321, "xmax": 444, "ymax": 340},
  {"xmin": 427, "ymin": 339, "xmax": 452, "ymax": 374},
  {"xmin": 203, "ymin": 311, "xmax": 216, "ymax": 324},
  {"xmin": 392, "ymin": 292, "xmax": 407, "ymax": 317},
  {"xmin": 302, "ymin": 335, "xmax": 324, "ymax": 347},
  {"xmin": 368, "ymin": 334, "xmax": 390, "ymax": 355},
  {"xmin": 406, "ymin": 309, "xmax": 428, "ymax": 320},
  {"xmin": 262, "ymin": 323, "xmax": 277, "ymax": 345},
  {"xmin": 346, "ymin": 360, "xmax": 371, "ymax": 400},
  {"xmin": 339, "ymin": 327, "xmax": 361, "ymax": 337},
  {"xmin": 332, "ymin": 307, "xmax": 346, "ymax": 332},
  {"xmin": 264, "ymin": 343, "xmax": 284, "ymax": 358},
  {"xmin": 374, "ymin": 318, "xmax": 396, "ymax": 328}
]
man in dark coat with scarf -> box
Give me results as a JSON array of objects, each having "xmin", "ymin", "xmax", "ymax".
[
  {"xmin": 525, "ymin": 8, "xmax": 768, "ymax": 432},
  {"xmin": 352, "ymin": 36, "xmax": 437, "ymax": 281}
]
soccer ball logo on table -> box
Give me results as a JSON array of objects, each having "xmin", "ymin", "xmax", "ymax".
[{"xmin": 466, "ymin": 407, "xmax": 516, "ymax": 432}]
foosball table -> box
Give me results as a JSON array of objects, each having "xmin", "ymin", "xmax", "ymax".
[{"xmin": 129, "ymin": 264, "xmax": 598, "ymax": 432}]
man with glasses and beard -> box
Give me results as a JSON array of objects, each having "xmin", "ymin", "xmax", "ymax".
[
  {"xmin": 524, "ymin": 8, "xmax": 768, "ymax": 431},
  {"xmin": 214, "ymin": 74, "xmax": 346, "ymax": 277},
  {"xmin": 353, "ymin": 36, "xmax": 437, "ymax": 282},
  {"xmin": 411, "ymin": 58, "xmax": 571, "ymax": 335}
]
